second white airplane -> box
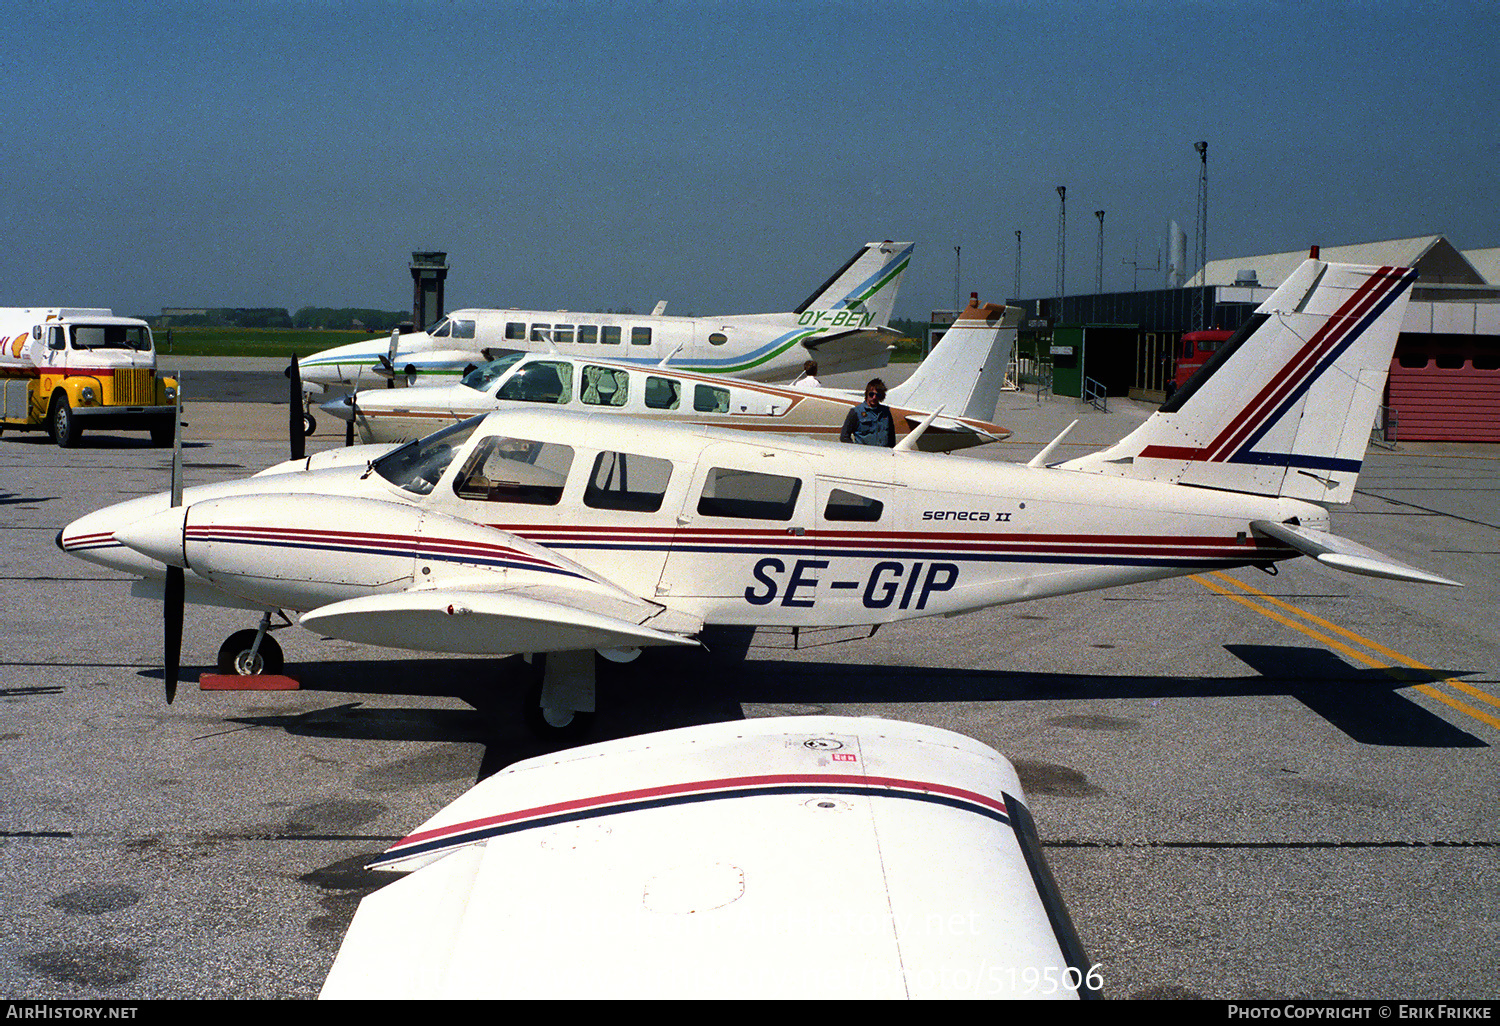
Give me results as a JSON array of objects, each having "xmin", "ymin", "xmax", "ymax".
[
  {"xmin": 318, "ymin": 296, "xmax": 1021, "ymax": 452},
  {"xmin": 297, "ymin": 240, "xmax": 913, "ymax": 392}
]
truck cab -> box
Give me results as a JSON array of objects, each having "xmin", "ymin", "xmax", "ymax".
[{"xmin": 1172, "ymin": 328, "xmax": 1233, "ymax": 393}]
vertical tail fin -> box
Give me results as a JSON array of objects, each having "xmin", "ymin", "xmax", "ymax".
[
  {"xmin": 1060, "ymin": 258, "xmax": 1416, "ymax": 504},
  {"xmin": 886, "ymin": 295, "xmax": 1023, "ymax": 420},
  {"xmin": 793, "ymin": 240, "xmax": 913, "ymax": 329}
]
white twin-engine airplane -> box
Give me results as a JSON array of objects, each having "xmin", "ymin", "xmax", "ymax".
[
  {"xmin": 296, "ymin": 240, "xmax": 913, "ymax": 391},
  {"xmin": 318, "ymin": 295, "xmax": 1021, "ymax": 451},
  {"xmin": 58, "ymin": 256, "xmax": 1459, "ymax": 733}
]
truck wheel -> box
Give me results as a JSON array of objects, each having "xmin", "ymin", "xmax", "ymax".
[
  {"xmin": 150, "ymin": 421, "xmax": 174, "ymax": 447},
  {"xmin": 51, "ymin": 397, "xmax": 81, "ymax": 448}
]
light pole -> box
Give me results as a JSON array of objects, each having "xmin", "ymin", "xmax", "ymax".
[
  {"xmin": 1014, "ymin": 230, "xmax": 1022, "ymax": 302},
  {"xmin": 1095, "ymin": 210, "xmax": 1105, "ymax": 294},
  {"xmin": 1056, "ymin": 186, "xmax": 1066, "ymax": 301},
  {"xmin": 954, "ymin": 245, "xmax": 961, "ymax": 312},
  {"xmin": 1194, "ymin": 140, "xmax": 1208, "ymax": 327}
]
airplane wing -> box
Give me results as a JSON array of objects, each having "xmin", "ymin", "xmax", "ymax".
[
  {"xmin": 1249, "ymin": 520, "xmax": 1461, "ymax": 587},
  {"xmin": 320, "ymin": 715, "xmax": 1097, "ymax": 1000},
  {"xmin": 301, "ymin": 588, "xmax": 700, "ymax": 654}
]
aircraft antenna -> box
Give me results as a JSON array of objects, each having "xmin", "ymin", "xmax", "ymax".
[{"xmin": 1122, "ymin": 240, "xmax": 1161, "ymax": 292}]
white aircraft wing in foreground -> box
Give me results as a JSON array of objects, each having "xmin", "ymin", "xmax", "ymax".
[
  {"xmin": 319, "ymin": 715, "xmax": 1098, "ymax": 1000},
  {"xmin": 297, "ymin": 240, "xmax": 913, "ymax": 391},
  {"xmin": 59, "ymin": 255, "xmax": 1458, "ymax": 731},
  {"xmin": 318, "ymin": 296, "xmax": 1022, "ymax": 451}
]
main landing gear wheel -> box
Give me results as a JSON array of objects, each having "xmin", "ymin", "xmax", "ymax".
[
  {"xmin": 522, "ymin": 680, "xmax": 595, "ymax": 741},
  {"xmin": 217, "ymin": 629, "xmax": 284, "ymax": 676}
]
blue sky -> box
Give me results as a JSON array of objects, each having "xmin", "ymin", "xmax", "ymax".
[{"xmin": 2, "ymin": 0, "xmax": 1495, "ymax": 319}]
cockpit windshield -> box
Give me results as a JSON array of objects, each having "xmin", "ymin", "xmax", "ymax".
[
  {"xmin": 370, "ymin": 417, "xmax": 483, "ymax": 494},
  {"xmin": 460, "ymin": 351, "xmax": 527, "ymax": 392}
]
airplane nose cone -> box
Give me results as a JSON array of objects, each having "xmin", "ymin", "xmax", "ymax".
[
  {"xmin": 320, "ymin": 395, "xmax": 356, "ymax": 423},
  {"xmin": 113, "ymin": 505, "xmax": 189, "ymax": 568}
]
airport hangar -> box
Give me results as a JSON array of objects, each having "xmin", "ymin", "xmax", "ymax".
[{"xmin": 993, "ymin": 234, "xmax": 1499, "ymax": 443}]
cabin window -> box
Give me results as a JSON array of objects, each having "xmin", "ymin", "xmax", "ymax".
[
  {"xmin": 505, "ymin": 322, "xmax": 526, "ymax": 340},
  {"xmin": 454, "ymin": 436, "xmax": 575, "ymax": 506},
  {"xmin": 645, "ymin": 376, "xmax": 681, "ymax": 410},
  {"xmin": 694, "ymin": 383, "xmax": 730, "ymax": 413},
  {"xmin": 529, "ymin": 323, "xmax": 551, "ymax": 342},
  {"xmin": 496, "ymin": 360, "xmax": 573, "ymax": 403},
  {"xmin": 552, "ymin": 324, "xmax": 575, "ymax": 345},
  {"xmin": 584, "ymin": 451, "xmax": 673, "ymax": 512},
  {"xmin": 709, "ymin": 332, "xmax": 728, "ymax": 346},
  {"xmin": 697, "ymin": 468, "xmax": 802, "ymax": 521},
  {"xmin": 577, "ymin": 325, "xmax": 598, "ymax": 344},
  {"xmin": 824, "ymin": 488, "xmax": 884, "ymax": 522},
  {"xmin": 373, "ymin": 417, "xmax": 483, "ymax": 496},
  {"xmin": 631, "ymin": 327, "xmax": 652, "ymax": 346},
  {"xmin": 452, "ymin": 319, "xmax": 476, "ymax": 340},
  {"xmin": 582, "ymin": 365, "xmax": 629, "ymax": 407},
  {"xmin": 600, "ymin": 325, "xmax": 622, "ymax": 345}
]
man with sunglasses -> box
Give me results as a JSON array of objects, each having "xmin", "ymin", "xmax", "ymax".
[{"xmin": 840, "ymin": 378, "xmax": 896, "ymax": 446}]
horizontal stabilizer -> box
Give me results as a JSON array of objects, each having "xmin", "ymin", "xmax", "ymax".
[
  {"xmin": 301, "ymin": 590, "xmax": 701, "ymax": 655},
  {"xmin": 1250, "ymin": 520, "xmax": 1461, "ymax": 587}
]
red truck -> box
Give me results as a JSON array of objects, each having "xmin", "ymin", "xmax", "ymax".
[{"xmin": 1173, "ymin": 328, "xmax": 1233, "ymax": 391}]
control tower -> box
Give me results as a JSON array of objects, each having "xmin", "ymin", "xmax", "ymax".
[{"xmin": 410, "ymin": 252, "xmax": 448, "ymax": 330}]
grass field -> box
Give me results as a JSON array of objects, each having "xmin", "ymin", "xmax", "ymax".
[{"xmin": 153, "ymin": 326, "xmax": 368, "ymax": 358}]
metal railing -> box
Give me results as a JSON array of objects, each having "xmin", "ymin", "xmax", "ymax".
[{"xmin": 1083, "ymin": 376, "xmax": 1108, "ymax": 412}]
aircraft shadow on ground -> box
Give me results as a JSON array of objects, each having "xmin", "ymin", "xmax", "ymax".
[
  {"xmin": 1, "ymin": 435, "xmax": 210, "ymax": 449},
  {"xmin": 165, "ymin": 630, "xmax": 1487, "ymax": 777}
]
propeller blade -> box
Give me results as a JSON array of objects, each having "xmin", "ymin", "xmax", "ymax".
[
  {"xmin": 164, "ymin": 565, "xmax": 183, "ymax": 704},
  {"xmin": 165, "ymin": 389, "xmax": 184, "ymax": 703},
  {"xmin": 386, "ymin": 329, "xmax": 400, "ymax": 390},
  {"xmin": 170, "ymin": 388, "xmax": 183, "ymax": 507},
  {"xmin": 344, "ymin": 394, "xmax": 356, "ymax": 446},
  {"xmin": 287, "ymin": 354, "xmax": 305, "ymax": 460}
]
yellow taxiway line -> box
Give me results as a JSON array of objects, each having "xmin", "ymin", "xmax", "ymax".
[{"xmin": 1191, "ymin": 570, "xmax": 1500, "ymax": 733}]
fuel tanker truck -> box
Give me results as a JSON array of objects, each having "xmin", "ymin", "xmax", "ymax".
[{"xmin": 0, "ymin": 308, "xmax": 177, "ymax": 447}]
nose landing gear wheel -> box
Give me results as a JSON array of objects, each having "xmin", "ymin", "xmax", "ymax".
[{"xmin": 217, "ymin": 630, "xmax": 284, "ymax": 676}]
